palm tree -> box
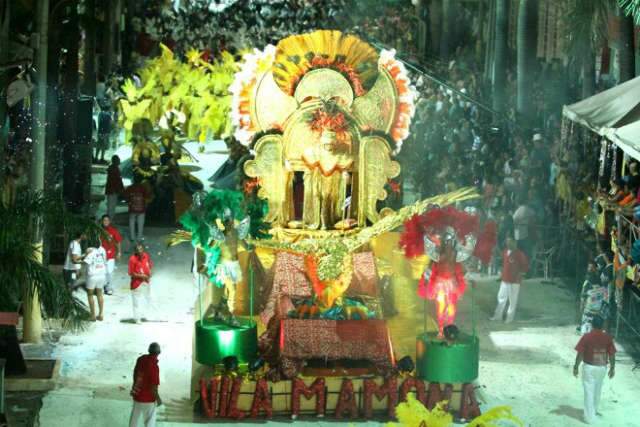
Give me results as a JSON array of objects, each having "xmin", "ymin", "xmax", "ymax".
[
  {"xmin": 0, "ymin": 190, "xmax": 94, "ymax": 331},
  {"xmin": 565, "ymin": 0, "xmax": 613, "ymax": 97},
  {"xmin": 493, "ymin": 0, "xmax": 508, "ymax": 113},
  {"xmin": 619, "ymin": 0, "xmax": 640, "ymax": 23},
  {"xmin": 516, "ymin": 0, "xmax": 538, "ymax": 125}
]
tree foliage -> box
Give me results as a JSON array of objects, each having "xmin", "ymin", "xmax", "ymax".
[
  {"xmin": 619, "ymin": 0, "xmax": 640, "ymax": 24},
  {"xmin": 564, "ymin": 0, "xmax": 614, "ymax": 63},
  {"xmin": 0, "ymin": 190, "xmax": 98, "ymax": 329}
]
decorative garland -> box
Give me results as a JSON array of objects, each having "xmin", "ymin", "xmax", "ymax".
[
  {"xmin": 198, "ymin": 375, "xmax": 503, "ymax": 422},
  {"xmin": 229, "ymin": 45, "xmax": 277, "ymax": 146},
  {"xmin": 378, "ymin": 49, "xmax": 417, "ymax": 153},
  {"xmin": 249, "ymin": 378, "xmax": 273, "ymax": 418},
  {"xmin": 399, "ymin": 377, "xmax": 426, "ymax": 404},
  {"xmin": 200, "ymin": 377, "xmax": 219, "ymax": 418},
  {"xmin": 291, "ymin": 377, "xmax": 326, "ymax": 419},
  {"xmin": 363, "ymin": 377, "xmax": 398, "ymax": 418},
  {"xmin": 334, "ymin": 378, "xmax": 358, "ymax": 419}
]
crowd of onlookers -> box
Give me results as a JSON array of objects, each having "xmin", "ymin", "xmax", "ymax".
[{"xmin": 400, "ymin": 46, "xmax": 597, "ymax": 280}]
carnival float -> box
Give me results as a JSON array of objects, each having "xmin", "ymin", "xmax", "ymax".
[{"xmin": 166, "ymin": 30, "xmax": 498, "ymax": 421}]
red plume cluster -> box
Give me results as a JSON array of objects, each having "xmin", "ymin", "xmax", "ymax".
[{"xmin": 399, "ymin": 206, "xmax": 496, "ymax": 265}]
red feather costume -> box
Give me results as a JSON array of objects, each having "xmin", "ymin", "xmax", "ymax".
[{"xmin": 400, "ymin": 207, "xmax": 496, "ymax": 336}]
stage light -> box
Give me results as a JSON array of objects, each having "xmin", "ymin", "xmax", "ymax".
[
  {"xmin": 396, "ymin": 355, "xmax": 415, "ymax": 373},
  {"xmin": 248, "ymin": 356, "xmax": 265, "ymax": 373},
  {"xmin": 222, "ymin": 355, "xmax": 239, "ymax": 372},
  {"xmin": 443, "ymin": 324, "xmax": 460, "ymax": 342}
]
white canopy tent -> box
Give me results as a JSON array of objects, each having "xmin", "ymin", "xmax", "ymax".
[
  {"xmin": 607, "ymin": 121, "xmax": 640, "ymax": 161},
  {"xmin": 562, "ymin": 75, "xmax": 640, "ymax": 137}
]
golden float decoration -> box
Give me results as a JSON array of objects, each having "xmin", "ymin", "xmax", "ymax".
[{"xmin": 228, "ymin": 30, "xmax": 423, "ymax": 305}]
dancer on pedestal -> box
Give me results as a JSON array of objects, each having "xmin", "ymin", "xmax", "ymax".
[{"xmin": 400, "ymin": 206, "xmax": 496, "ymax": 337}]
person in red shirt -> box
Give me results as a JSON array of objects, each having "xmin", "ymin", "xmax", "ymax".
[
  {"xmin": 129, "ymin": 342, "xmax": 162, "ymax": 427},
  {"xmin": 124, "ymin": 175, "xmax": 152, "ymax": 243},
  {"xmin": 105, "ymin": 155, "xmax": 124, "ymax": 219},
  {"xmin": 100, "ymin": 214, "xmax": 122, "ymax": 295},
  {"xmin": 128, "ymin": 242, "xmax": 154, "ymax": 324},
  {"xmin": 490, "ymin": 237, "xmax": 529, "ymax": 323},
  {"xmin": 574, "ymin": 315, "xmax": 616, "ymax": 424}
]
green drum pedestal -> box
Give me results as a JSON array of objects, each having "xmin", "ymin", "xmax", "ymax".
[
  {"xmin": 195, "ymin": 319, "xmax": 257, "ymax": 366},
  {"xmin": 416, "ymin": 332, "xmax": 479, "ymax": 383}
]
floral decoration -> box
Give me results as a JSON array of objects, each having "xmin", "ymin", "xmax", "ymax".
[{"xmin": 306, "ymin": 100, "xmax": 352, "ymax": 153}]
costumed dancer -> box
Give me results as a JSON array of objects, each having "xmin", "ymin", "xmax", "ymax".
[
  {"xmin": 400, "ymin": 206, "xmax": 496, "ymax": 337},
  {"xmin": 578, "ymin": 260, "xmax": 610, "ymax": 335},
  {"xmin": 179, "ymin": 189, "xmax": 269, "ymax": 327},
  {"xmin": 422, "ymin": 230, "xmax": 466, "ymax": 335},
  {"xmin": 207, "ymin": 210, "xmax": 250, "ymax": 325}
]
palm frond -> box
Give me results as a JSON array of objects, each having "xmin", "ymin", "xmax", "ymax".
[
  {"xmin": 0, "ymin": 190, "xmax": 93, "ymax": 330},
  {"xmin": 619, "ymin": 0, "xmax": 640, "ymax": 24}
]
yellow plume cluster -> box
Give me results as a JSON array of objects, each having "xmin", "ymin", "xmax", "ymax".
[
  {"xmin": 387, "ymin": 395, "xmax": 524, "ymax": 427},
  {"xmin": 118, "ymin": 44, "xmax": 238, "ymax": 143},
  {"xmin": 388, "ymin": 395, "xmax": 453, "ymax": 427}
]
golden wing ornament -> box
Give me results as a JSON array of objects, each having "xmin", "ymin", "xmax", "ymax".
[
  {"xmin": 272, "ymin": 30, "xmax": 379, "ymax": 97},
  {"xmin": 243, "ymin": 134, "xmax": 287, "ymax": 225}
]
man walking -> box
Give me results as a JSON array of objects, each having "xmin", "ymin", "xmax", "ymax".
[
  {"xmin": 491, "ymin": 237, "xmax": 529, "ymax": 323},
  {"xmin": 100, "ymin": 214, "xmax": 122, "ymax": 295},
  {"xmin": 574, "ymin": 315, "xmax": 616, "ymax": 424},
  {"xmin": 129, "ymin": 342, "xmax": 162, "ymax": 427},
  {"xmin": 124, "ymin": 175, "xmax": 152, "ymax": 243},
  {"xmin": 128, "ymin": 242, "xmax": 153, "ymax": 323}
]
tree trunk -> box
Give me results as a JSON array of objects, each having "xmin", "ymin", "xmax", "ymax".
[
  {"xmin": 440, "ymin": 0, "xmax": 452, "ymax": 59},
  {"xmin": 429, "ymin": 0, "xmax": 443, "ymax": 58},
  {"xmin": 114, "ymin": 0, "xmax": 122, "ymax": 68},
  {"xmin": 582, "ymin": 50, "xmax": 596, "ymax": 98},
  {"xmin": 103, "ymin": 0, "xmax": 114, "ymax": 75},
  {"xmin": 82, "ymin": 0, "xmax": 97, "ymax": 96},
  {"xmin": 122, "ymin": 0, "xmax": 137, "ymax": 73},
  {"xmin": 516, "ymin": 0, "xmax": 538, "ymax": 125},
  {"xmin": 45, "ymin": 10, "xmax": 62, "ymax": 194},
  {"xmin": 415, "ymin": 0, "xmax": 429, "ymax": 60},
  {"xmin": 24, "ymin": 0, "xmax": 50, "ymax": 345},
  {"xmin": 61, "ymin": 7, "xmax": 82, "ymax": 211},
  {"xmin": 493, "ymin": 0, "xmax": 508, "ymax": 112},
  {"xmin": 618, "ymin": 14, "xmax": 636, "ymax": 82},
  {"xmin": 484, "ymin": 0, "xmax": 496, "ymax": 80}
]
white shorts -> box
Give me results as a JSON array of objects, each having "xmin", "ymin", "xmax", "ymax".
[
  {"xmin": 214, "ymin": 260, "xmax": 242, "ymax": 285},
  {"xmin": 87, "ymin": 275, "xmax": 107, "ymax": 290}
]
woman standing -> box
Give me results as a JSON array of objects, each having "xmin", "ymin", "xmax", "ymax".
[{"xmin": 83, "ymin": 239, "xmax": 108, "ymax": 321}]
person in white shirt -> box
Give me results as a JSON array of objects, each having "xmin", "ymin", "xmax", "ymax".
[
  {"xmin": 63, "ymin": 232, "xmax": 86, "ymax": 290},
  {"xmin": 83, "ymin": 239, "xmax": 108, "ymax": 321},
  {"xmin": 513, "ymin": 199, "xmax": 536, "ymax": 259}
]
